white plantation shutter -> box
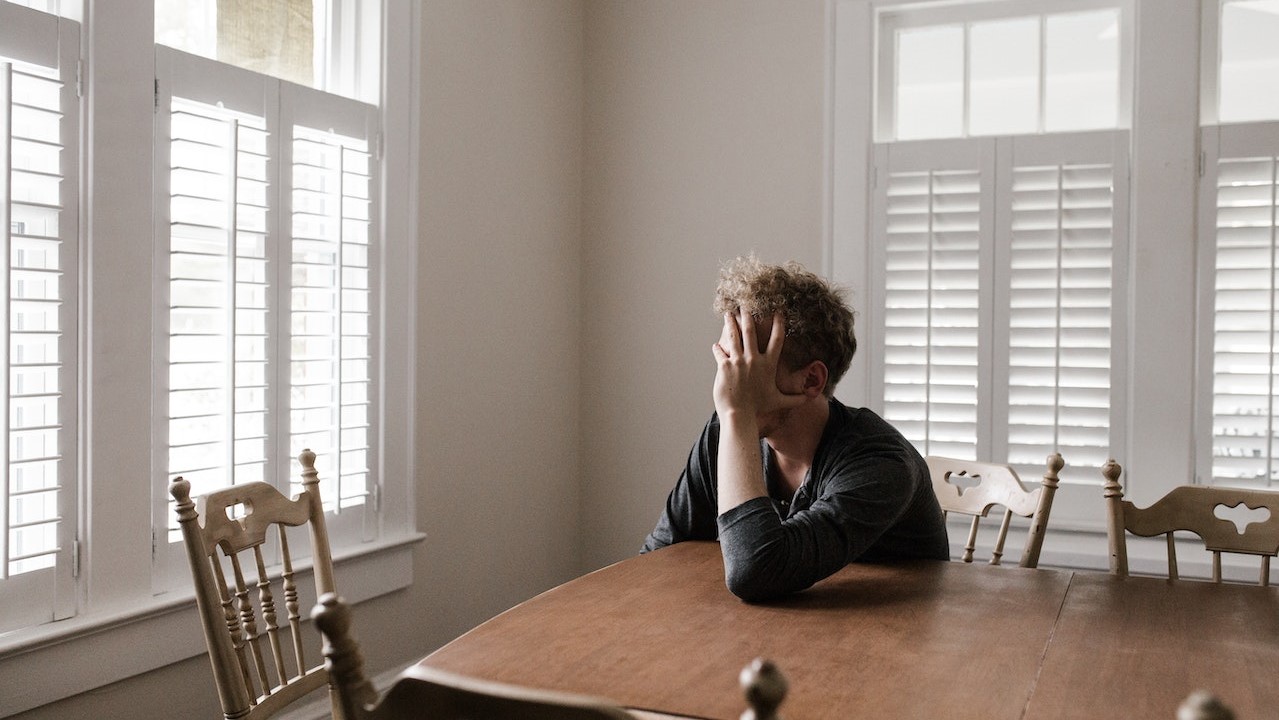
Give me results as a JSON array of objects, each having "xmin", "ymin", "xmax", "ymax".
[
  {"xmin": 154, "ymin": 50, "xmax": 379, "ymax": 588},
  {"xmin": 873, "ymin": 141, "xmax": 992, "ymax": 461},
  {"xmin": 282, "ymin": 83, "xmax": 377, "ymax": 529},
  {"xmin": 163, "ymin": 97, "xmax": 273, "ymax": 538},
  {"xmin": 1201, "ymin": 123, "xmax": 1279, "ymax": 488},
  {"xmin": 0, "ymin": 8, "xmax": 78, "ymax": 632},
  {"xmin": 999, "ymin": 133, "xmax": 1126, "ymax": 478},
  {"xmin": 873, "ymin": 133, "xmax": 1127, "ymax": 518}
]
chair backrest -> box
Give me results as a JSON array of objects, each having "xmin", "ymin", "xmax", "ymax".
[
  {"xmin": 171, "ymin": 449, "xmax": 338, "ymax": 720},
  {"xmin": 926, "ymin": 453, "xmax": 1064, "ymax": 568},
  {"xmin": 311, "ymin": 594, "xmax": 790, "ymax": 720},
  {"xmin": 1103, "ymin": 460, "xmax": 1279, "ymax": 585}
]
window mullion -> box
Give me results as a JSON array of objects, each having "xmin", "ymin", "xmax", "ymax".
[
  {"xmin": 1054, "ymin": 163, "xmax": 1064, "ymax": 455},
  {"xmin": 925, "ymin": 170, "xmax": 935, "ymax": 457},
  {"xmin": 0, "ymin": 62, "xmax": 11, "ymax": 580},
  {"xmin": 1270, "ymin": 158, "xmax": 1277, "ymax": 488},
  {"xmin": 226, "ymin": 118, "xmax": 240, "ymax": 481},
  {"xmin": 332, "ymin": 144, "xmax": 344, "ymax": 510}
]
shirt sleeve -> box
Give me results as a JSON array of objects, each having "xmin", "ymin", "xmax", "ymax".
[
  {"xmin": 716, "ymin": 453, "xmax": 920, "ymax": 602},
  {"xmin": 640, "ymin": 416, "xmax": 721, "ymax": 553}
]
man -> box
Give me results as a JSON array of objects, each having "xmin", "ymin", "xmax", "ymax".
[{"xmin": 642, "ymin": 256, "xmax": 949, "ymax": 601}]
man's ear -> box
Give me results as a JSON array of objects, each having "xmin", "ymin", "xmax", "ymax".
[{"xmin": 801, "ymin": 361, "xmax": 828, "ymax": 397}]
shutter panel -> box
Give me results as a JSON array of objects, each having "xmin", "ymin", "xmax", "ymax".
[
  {"xmin": 1007, "ymin": 162, "xmax": 1114, "ymax": 470},
  {"xmin": 287, "ymin": 124, "xmax": 373, "ymax": 515},
  {"xmin": 162, "ymin": 86, "xmax": 275, "ymax": 541},
  {"xmin": 0, "ymin": 7, "xmax": 79, "ymax": 632},
  {"xmin": 879, "ymin": 147, "xmax": 986, "ymax": 460},
  {"xmin": 1210, "ymin": 154, "xmax": 1278, "ymax": 487}
]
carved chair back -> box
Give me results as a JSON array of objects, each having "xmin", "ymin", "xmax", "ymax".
[
  {"xmin": 927, "ymin": 453, "xmax": 1064, "ymax": 568},
  {"xmin": 1103, "ymin": 460, "xmax": 1279, "ymax": 585},
  {"xmin": 171, "ymin": 449, "xmax": 339, "ymax": 720}
]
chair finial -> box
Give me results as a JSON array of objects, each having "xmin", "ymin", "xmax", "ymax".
[
  {"xmin": 169, "ymin": 476, "xmax": 198, "ymax": 524},
  {"xmin": 1177, "ymin": 690, "xmax": 1235, "ymax": 720},
  {"xmin": 1101, "ymin": 458, "xmax": 1123, "ymax": 493},
  {"xmin": 740, "ymin": 657, "xmax": 786, "ymax": 720},
  {"xmin": 313, "ymin": 593, "xmax": 379, "ymax": 713},
  {"xmin": 299, "ymin": 448, "xmax": 319, "ymax": 489},
  {"xmin": 1045, "ymin": 452, "xmax": 1065, "ymax": 478}
]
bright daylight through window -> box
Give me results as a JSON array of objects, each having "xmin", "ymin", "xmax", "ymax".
[
  {"xmin": 1204, "ymin": 0, "xmax": 1279, "ymax": 488},
  {"xmin": 872, "ymin": 3, "xmax": 1127, "ymax": 510}
]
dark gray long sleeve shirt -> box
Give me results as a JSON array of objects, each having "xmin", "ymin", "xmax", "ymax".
[{"xmin": 641, "ymin": 399, "xmax": 949, "ymax": 602}]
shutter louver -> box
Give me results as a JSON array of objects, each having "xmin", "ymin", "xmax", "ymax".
[
  {"xmin": 1211, "ymin": 156, "xmax": 1278, "ymax": 487},
  {"xmin": 883, "ymin": 169, "xmax": 981, "ymax": 459},
  {"xmin": 165, "ymin": 97, "xmax": 272, "ymax": 538},
  {"xmin": 289, "ymin": 126, "xmax": 371, "ymax": 513},
  {"xmin": 1007, "ymin": 163, "xmax": 1113, "ymax": 472}
]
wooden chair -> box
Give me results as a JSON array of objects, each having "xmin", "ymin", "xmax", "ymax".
[
  {"xmin": 171, "ymin": 449, "xmax": 340, "ymax": 720},
  {"xmin": 926, "ymin": 453, "xmax": 1064, "ymax": 568},
  {"xmin": 1103, "ymin": 459, "xmax": 1279, "ymax": 585},
  {"xmin": 311, "ymin": 594, "xmax": 789, "ymax": 720}
]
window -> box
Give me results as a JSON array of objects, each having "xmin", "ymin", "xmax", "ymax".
[
  {"xmin": 0, "ymin": 1, "xmax": 78, "ymax": 635},
  {"xmin": 0, "ymin": 1, "xmax": 416, "ymax": 714},
  {"xmin": 1217, "ymin": 0, "xmax": 1279, "ymax": 124},
  {"xmin": 152, "ymin": 47, "xmax": 380, "ymax": 590},
  {"xmin": 1197, "ymin": 0, "xmax": 1279, "ymax": 489},
  {"xmin": 859, "ymin": 0, "xmax": 1133, "ymax": 525},
  {"xmin": 156, "ymin": 0, "xmax": 380, "ymax": 103},
  {"xmin": 880, "ymin": 3, "xmax": 1124, "ymax": 141}
]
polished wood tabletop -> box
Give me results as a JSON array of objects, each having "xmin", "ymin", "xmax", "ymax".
[{"xmin": 420, "ymin": 542, "xmax": 1279, "ymax": 719}]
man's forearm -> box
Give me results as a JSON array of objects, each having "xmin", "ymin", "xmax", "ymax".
[{"xmin": 715, "ymin": 411, "xmax": 768, "ymax": 515}]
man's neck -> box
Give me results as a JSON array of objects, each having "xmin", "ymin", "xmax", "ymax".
[{"xmin": 765, "ymin": 396, "xmax": 831, "ymax": 484}]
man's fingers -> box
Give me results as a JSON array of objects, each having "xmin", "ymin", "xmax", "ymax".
[
  {"xmin": 722, "ymin": 312, "xmax": 743, "ymax": 355},
  {"xmin": 738, "ymin": 307, "xmax": 758, "ymax": 357},
  {"xmin": 766, "ymin": 312, "xmax": 786, "ymax": 356}
]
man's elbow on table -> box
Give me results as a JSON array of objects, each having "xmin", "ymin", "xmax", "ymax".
[{"xmin": 723, "ymin": 557, "xmax": 803, "ymax": 603}]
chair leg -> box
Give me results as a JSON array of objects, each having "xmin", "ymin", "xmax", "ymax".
[
  {"xmin": 963, "ymin": 516, "xmax": 980, "ymax": 563},
  {"xmin": 990, "ymin": 509, "xmax": 1013, "ymax": 566}
]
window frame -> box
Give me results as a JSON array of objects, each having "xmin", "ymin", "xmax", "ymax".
[
  {"xmin": 873, "ymin": 0, "xmax": 1135, "ymax": 142},
  {"xmin": 837, "ymin": 0, "xmax": 1211, "ymax": 563},
  {"xmin": 0, "ymin": 2, "xmax": 420, "ymax": 715},
  {"xmin": 1193, "ymin": 0, "xmax": 1279, "ymax": 490}
]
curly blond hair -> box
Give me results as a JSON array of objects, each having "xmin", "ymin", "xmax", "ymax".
[{"xmin": 713, "ymin": 255, "xmax": 856, "ymax": 396}]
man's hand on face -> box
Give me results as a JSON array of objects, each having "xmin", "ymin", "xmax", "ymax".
[{"xmin": 711, "ymin": 308, "xmax": 808, "ymax": 420}]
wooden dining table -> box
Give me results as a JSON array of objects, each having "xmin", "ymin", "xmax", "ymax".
[{"xmin": 419, "ymin": 541, "xmax": 1279, "ymax": 719}]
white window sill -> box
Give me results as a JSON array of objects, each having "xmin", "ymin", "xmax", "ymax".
[{"xmin": 0, "ymin": 532, "xmax": 425, "ymax": 718}]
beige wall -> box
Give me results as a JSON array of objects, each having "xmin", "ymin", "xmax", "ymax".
[
  {"xmin": 579, "ymin": 0, "xmax": 829, "ymax": 569},
  {"xmin": 411, "ymin": 0, "xmax": 587, "ymax": 650}
]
